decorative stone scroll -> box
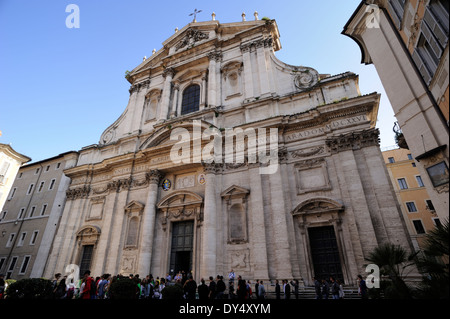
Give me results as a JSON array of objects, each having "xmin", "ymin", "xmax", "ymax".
[
  {"xmin": 66, "ymin": 186, "xmax": 91, "ymax": 200},
  {"xmin": 176, "ymin": 29, "xmax": 209, "ymax": 51},
  {"xmin": 326, "ymin": 128, "xmax": 380, "ymax": 154}
]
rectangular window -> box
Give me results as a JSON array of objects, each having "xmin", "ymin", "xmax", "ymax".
[
  {"xmin": 406, "ymin": 202, "xmax": 418, "ymax": 212},
  {"xmin": 49, "ymin": 179, "xmax": 56, "ymax": 190},
  {"xmin": 56, "ymin": 163, "xmax": 61, "ymax": 169},
  {"xmin": 6, "ymin": 233, "xmax": 15, "ymax": 247},
  {"xmin": 18, "ymin": 172, "xmax": 23, "ymax": 179},
  {"xmin": 79, "ymin": 245, "xmax": 94, "ymax": 277},
  {"xmin": 18, "ymin": 207, "xmax": 25, "ymax": 219},
  {"xmin": 398, "ymin": 178, "xmax": 408, "ymax": 189},
  {"xmin": 17, "ymin": 232, "xmax": 27, "ymax": 246},
  {"xmin": 27, "ymin": 183, "xmax": 34, "ymax": 195},
  {"xmin": 8, "ymin": 187, "xmax": 17, "ymax": 200},
  {"xmin": 19, "ymin": 256, "xmax": 31, "ymax": 274},
  {"xmin": 38, "ymin": 181, "xmax": 45, "ymax": 192},
  {"xmin": 0, "ymin": 161, "xmax": 11, "ymax": 184},
  {"xmin": 426, "ymin": 161, "xmax": 449, "ymax": 187},
  {"xmin": 0, "ymin": 257, "xmax": 5, "ymax": 271},
  {"xmin": 35, "ymin": 168, "xmax": 40, "ymax": 175},
  {"xmin": 433, "ymin": 217, "xmax": 442, "ymax": 228},
  {"xmin": 30, "ymin": 231, "xmax": 39, "ymax": 245},
  {"xmin": 426, "ymin": 199, "xmax": 435, "ymax": 211},
  {"xmin": 388, "ymin": 0, "xmax": 406, "ymax": 28},
  {"xmin": 29, "ymin": 206, "xmax": 36, "ymax": 218},
  {"xmin": 1, "ymin": 211, "xmax": 6, "ymax": 221},
  {"xmin": 412, "ymin": 220, "xmax": 426, "ymax": 234},
  {"xmin": 41, "ymin": 204, "xmax": 48, "ymax": 216},
  {"xmin": 45, "ymin": 165, "xmax": 50, "ymax": 172},
  {"xmin": 416, "ymin": 175, "xmax": 425, "ymax": 187},
  {"xmin": 6, "ymin": 256, "xmax": 18, "ymax": 279},
  {"xmin": 388, "ymin": 157, "xmax": 395, "ymax": 163},
  {"xmin": 407, "ymin": 154, "xmax": 413, "ymax": 160}
]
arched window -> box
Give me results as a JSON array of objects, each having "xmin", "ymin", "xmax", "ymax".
[{"xmin": 181, "ymin": 84, "xmax": 200, "ymax": 115}]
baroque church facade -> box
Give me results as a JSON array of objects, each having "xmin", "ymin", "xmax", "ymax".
[{"xmin": 44, "ymin": 17, "xmax": 414, "ymax": 286}]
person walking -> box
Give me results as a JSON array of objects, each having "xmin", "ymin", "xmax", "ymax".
[{"xmin": 337, "ymin": 279, "xmax": 345, "ymax": 299}]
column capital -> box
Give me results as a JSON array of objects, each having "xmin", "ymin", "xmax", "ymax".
[
  {"xmin": 202, "ymin": 162, "xmax": 223, "ymax": 174},
  {"xmin": 163, "ymin": 67, "xmax": 176, "ymax": 78},
  {"xmin": 147, "ymin": 169, "xmax": 164, "ymax": 185},
  {"xmin": 207, "ymin": 50, "xmax": 223, "ymax": 62}
]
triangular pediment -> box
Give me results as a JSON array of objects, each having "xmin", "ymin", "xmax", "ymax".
[
  {"xmin": 125, "ymin": 200, "xmax": 145, "ymax": 212},
  {"xmin": 221, "ymin": 185, "xmax": 250, "ymax": 198}
]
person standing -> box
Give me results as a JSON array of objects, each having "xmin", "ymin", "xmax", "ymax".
[
  {"xmin": 184, "ymin": 275, "xmax": 197, "ymax": 300},
  {"xmin": 275, "ymin": 280, "xmax": 281, "ymax": 299},
  {"xmin": 321, "ymin": 279, "xmax": 330, "ymax": 299},
  {"xmin": 330, "ymin": 277, "xmax": 340, "ymax": 300},
  {"xmin": 216, "ymin": 275, "xmax": 226, "ymax": 299},
  {"xmin": 208, "ymin": 276, "xmax": 216, "ymax": 299},
  {"xmin": 337, "ymin": 279, "xmax": 345, "ymax": 299},
  {"xmin": 257, "ymin": 280, "xmax": 266, "ymax": 299},
  {"xmin": 313, "ymin": 277, "xmax": 322, "ymax": 299},
  {"xmin": 80, "ymin": 270, "xmax": 93, "ymax": 299},
  {"xmin": 198, "ymin": 278, "xmax": 209, "ymax": 300},
  {"xmin": 283, "ymin": 280, "xmax": 291, "ymax": 299},
  {"xmin": 357, "ymin": 275, "xmax": 368, "ymax": 299},
  {"xmin": 228, "ymin": 269, "xmax": 235, "ymax": 285},
  {"xmin": 290, "ymin": 280, "xmax": 299, "ymax": 299}
]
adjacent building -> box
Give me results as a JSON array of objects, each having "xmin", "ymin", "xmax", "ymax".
[
  {"xmin": 343, "ymin": 0, "xmax": 449, "ymax": 222},
  {"xmin": 41, "ymin": 16, "xmax": 414, "ymax": 286},
  {"xmin": 0, "ymin": 143, "xmax": 31, "ymax": 213},
  {"xmin": 0, "ymin": 151, "xmax": 78, "ymax": 279},
  {"xmin": 382, "ymin": 147, "xmax": 441, "ymax": 251}
]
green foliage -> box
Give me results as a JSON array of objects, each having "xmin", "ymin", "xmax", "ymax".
[
  {"xmin": 108, "ymin": 278, "xmax": 138, "ymax": 299},
  {"xmin": 5, "ymin": 278, "xmax": 53, "ymax": 299},
  {"xmin": 161, "ymin": 283, "xmax": 184, "ymax": 299}
]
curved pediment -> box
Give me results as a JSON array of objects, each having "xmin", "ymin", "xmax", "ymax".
[
  {"xmin": 292, "ymin": 197, "xmax": 344, "ymax": 216},
  {"xmin": 140, "ymin": 120, "xmax": 216, "ymax": 149},
  {"xmin": 157, "ymin": 190, "xmax": 203, "ymax": 209}
]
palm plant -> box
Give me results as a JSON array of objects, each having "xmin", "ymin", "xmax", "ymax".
[
  {"xmin": 366, "ymin": 243, "xmax": 416, "ymax": 299},
  {"xmin": 414, "ymin": 219, "xmax": 449, "ymax": 299}
]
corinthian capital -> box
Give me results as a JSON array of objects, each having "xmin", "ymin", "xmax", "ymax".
[{"xmin": 147, "ymin": 169, "xmax": 164, "ymax": 185}]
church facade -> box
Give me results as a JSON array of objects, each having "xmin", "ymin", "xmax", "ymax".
[{"xmin": 44, "ymin": 17, "xmax": 413, "ymax": 286}]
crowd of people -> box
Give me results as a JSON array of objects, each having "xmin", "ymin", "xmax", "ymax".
[{"xmin": 48, "ymin": 269, "xmax": 368, "ymax": 300}]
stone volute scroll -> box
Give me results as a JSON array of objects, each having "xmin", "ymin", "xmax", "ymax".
[{"xmin": 293, "ymin": 67, "xmax": 319, "ymax": 90}]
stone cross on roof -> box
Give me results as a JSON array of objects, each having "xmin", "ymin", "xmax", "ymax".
[{"xmin": 189, "ymin": 9, "xmax": 202, "ymax": 22}]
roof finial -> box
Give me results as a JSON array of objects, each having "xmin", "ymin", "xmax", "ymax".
[
  {"xmin": 212, "ymin": 12, "xmax": 216, "ymax": 21},
  {"xmin": 254, "ymin": 11, "xmax": 259, "ymax": 20},
  {"xmin": 242, "ymin": 12, "xmax": 246, "ymax": 22},
  {"xmin": 152, "ymin": 49, "xmax": 156, "ymax": 55}
]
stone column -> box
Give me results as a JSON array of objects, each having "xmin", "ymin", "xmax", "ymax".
[
  {"xmin": 200, "ymin": 74, "xmax": 207, "ymax": 110},
  {"xmin": 207, "ymin": 51, "xmax": 221, "ymax": 108},
  {"xmin": 158, "ymin": 68, "xmax": 175, "ymax": 121},
  {"xmin": 200, "ymin": 163, "xmax": 220, "ymax": 278},
  {"xmin": 268, "ymin": 163, "xmax": 293, "ymax": 280},
  {"xmin": 240, "ymin": 44, "xmax": 254, "ymax": 100},
  {"xmin": 172, "ymin": 83, "xmax": 180, "ymax": 117},
  {"xmin": 248, "ymin": 163, "xmax": 270, "ymax": 280},
  {"xmin": 137, "ymin": 170, "xmax": 163, "ymax": 276}
]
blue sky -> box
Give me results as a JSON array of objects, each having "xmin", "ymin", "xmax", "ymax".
[{"xmin": 0, "ymin": 0, "xmax": 397, "ymax": 163}]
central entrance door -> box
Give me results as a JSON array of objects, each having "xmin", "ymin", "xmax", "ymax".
[
  {"xmin": 308, "ymin": 226, "xmax": 343, "ymax": 282},
  {"xmin": 170, "ymin": 221, "xmax": 194, "ymax": 275}
]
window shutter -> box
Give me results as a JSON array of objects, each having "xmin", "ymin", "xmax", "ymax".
[
  {"xmin": 424, "ymin": 8, "xmax": 448, "ymax": 49},
  {"xmin": 412, "ymin": 49, "xmax": 432, "ymax": 84},
  {"xmin": 421, "ymin": 21, "xmax": 443, "ymax": 60}
]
